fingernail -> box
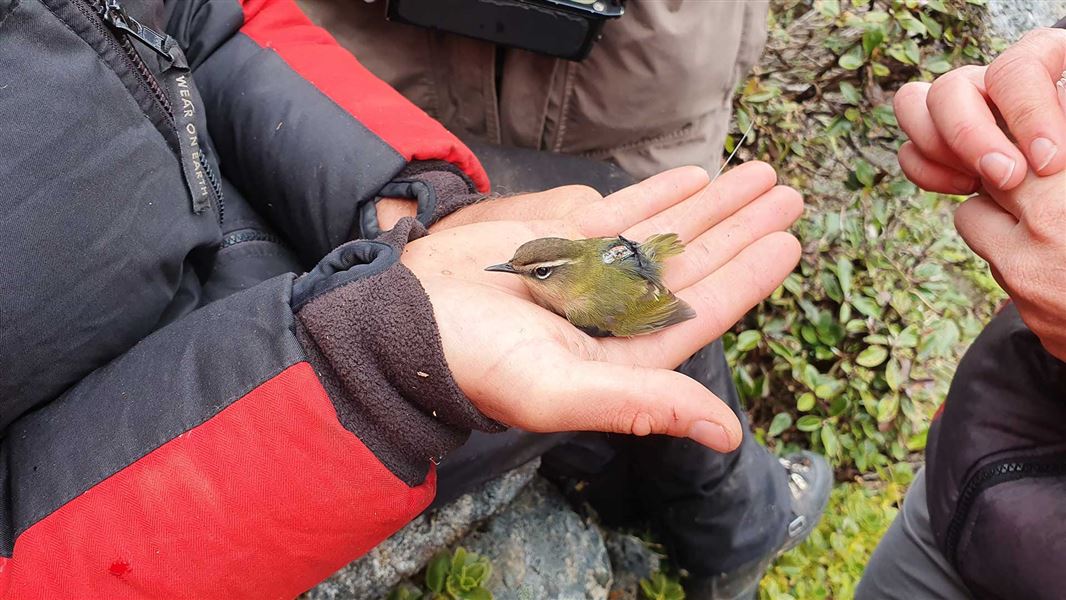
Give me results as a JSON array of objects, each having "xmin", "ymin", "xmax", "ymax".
[
  {"xmin": 1030, "ymin": 137, "xmax": 1058, "ymax": 172},
  {"xmin": 688, "ymin": 421, "xmax": 734, "ymax": 452},
  {"xmin": 979, "ymin": 152, "xmax": 1017, "ymax": 188},
  {"xmin": 952, "ymin": 174, "xmax": 977, "ymax": 194}
]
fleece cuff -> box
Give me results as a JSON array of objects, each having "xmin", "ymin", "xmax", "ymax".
[
  {"xmin": 359, "ymin": 160, "xmax": 485, "ymax": 237},
  {"xmin": 293, "ymin": 218, "xmax": 503, "ymax": 486}
]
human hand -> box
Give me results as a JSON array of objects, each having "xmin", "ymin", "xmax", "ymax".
[
  {"xmin": 893, "ymin": 28, "xmax": 1066, "ymax": 194},
  {"xmin": 402, "ymin": 163, "xmax": 804, "ymax": 451},
  {"xmin": 429, "ymin": 184, "xmax": 604, "ymax": 231},
  {"xmin": 954, "ymin": 168, "xmax": 1066, "ymax": 362}
]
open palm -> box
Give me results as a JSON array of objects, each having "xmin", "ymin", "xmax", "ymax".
[{"xmin": 404, "ymin": 163, "xmax": 803, "ymax": 451}]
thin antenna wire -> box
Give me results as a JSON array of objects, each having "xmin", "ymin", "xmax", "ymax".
[{"xmin": 712, "ymin": 120, "xmax": 756, "ymax": 182}]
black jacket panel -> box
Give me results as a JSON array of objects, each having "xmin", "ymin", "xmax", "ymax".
[
  {"xmin": 0, "ymin": 0, "xmax": 221, "ymax": 429},
  {"xmin": 927, "ymin": 305, "xmax": 1066, "ymax": 599}
]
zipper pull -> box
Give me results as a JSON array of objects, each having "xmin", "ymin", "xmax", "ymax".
[{"xmin": 95, "ymin": 0, "xmax": 171, "ymax": 61}]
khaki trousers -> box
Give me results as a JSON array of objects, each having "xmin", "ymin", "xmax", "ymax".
[{"xmin": 297, "ymin": 0, "xmax": 769, "ymax": 179}]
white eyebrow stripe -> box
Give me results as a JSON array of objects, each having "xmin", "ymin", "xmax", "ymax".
[{"xmin": 527, "ymin": 259, "xmax": 573, "ymax": 269}]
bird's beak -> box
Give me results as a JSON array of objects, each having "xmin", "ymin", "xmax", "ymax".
[{"xmin": 484, "ymin": 263, "xmax": 519, "ymax": 274}]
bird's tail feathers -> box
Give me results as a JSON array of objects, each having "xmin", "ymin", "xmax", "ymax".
[{"xmin": 641, "ymin": 233, "xmax": 686, "ymax": 261}]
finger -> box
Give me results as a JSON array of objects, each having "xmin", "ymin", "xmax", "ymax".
[
  {"xmin": 577, "ymin": 165, "xmax": 711, "ymax": 236},
  {"xmin": 953, "ymin": 194, "xmax": 1017, "ymax": 264},
  {"xmin": 535, "ymin": 359, "xmax": 742, "ymax": 452},
  {"xmin": 662, "ymin": 185, "xmax": 804, "ymax": 290},
  {"xmin": 927, "ymin": 65, "xmax": 1028, "ymax": 190},
  {"xmin": 981, "ymin": 168, "xmax": 1066, "ymax": 236},
  {"xmin": 894, "ymin": 82, "xmax": 973, "ymax": 175},
  {"xmin": 620, "ymin": 161, "xmax": 780, "ymax": 243},
  {"xmin": 604, "ymin": 231, "xmax": 801, "ymax": 370},
  {"xmin": 898, "ymin": 141, "xmax": 980, "ymax": 195},
  {"xmin": 985, "ymin": 28, "xmax": 1066, "ymax": 176}
]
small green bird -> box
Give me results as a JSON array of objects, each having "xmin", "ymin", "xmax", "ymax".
[{"xmin": 485, "ymin": 234, "xmax": 696, "ymax": 337}]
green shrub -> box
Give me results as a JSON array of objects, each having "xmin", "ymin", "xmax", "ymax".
[
  {"xmin": 727, "ymin": 0, "xmax": 1005, "ymax": 473},
  {"xmin": 640, "ymin": 572, "xmax": 686, "ymax": 600},
  {"xmin": 760, "ymin": 463, "xmax": 914, "ymax": 599},
  {"xmin": 387, "ymin": 547, "xmax": 493, "ymax": 600}
]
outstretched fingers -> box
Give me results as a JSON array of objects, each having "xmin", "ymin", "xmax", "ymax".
[
  {"xmin": 576, "ymin": 166, "xmax": 711, "ymax": 237},
  {"xmin": 660, "ymin": 184, "xmax": 803, "ymax": 290},
  {"xmin": 620, "ymin": 161, "xmax": 780, "ymax": 244}
]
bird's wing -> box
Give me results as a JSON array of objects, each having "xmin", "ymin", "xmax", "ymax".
[
  {"xmin": 614, "ymin": 282, "xmax": 696, "ymax": 336},
  {"xmin": 610, "ymin": 234, "xmax": 684, "ymax": 286}
]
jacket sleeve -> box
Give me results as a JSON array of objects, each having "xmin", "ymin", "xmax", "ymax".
[
  {"xmin": 163, "ymin": 0, "xmax": 489, "ymax": 263},
  {"xmin": 0, "ymin": 220, "xmax": 500, "ymax": 599}
]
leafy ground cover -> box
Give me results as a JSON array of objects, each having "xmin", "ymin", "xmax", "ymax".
[{"xmin": 718, "ymin": 1, "xmax": 1007, "ymax": 596}]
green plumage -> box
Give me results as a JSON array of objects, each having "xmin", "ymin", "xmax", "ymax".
[{"xmin": 486, "ymin": 233, "xmax": 696, "ymax": 337}]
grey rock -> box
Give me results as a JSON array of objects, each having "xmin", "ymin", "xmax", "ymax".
[
  {"xmin": 306, "ymin": 459, "xmax": 540, "ymax": 600},
  {"xmin": 985, "ymin": 0, "xmax": 1066, "ymax": 42},
  {"xmin": 461, "ymin": 477, "xmax": 612, "ymax": 600},
  {"xmin": 603, "ymin": 532, "xmax": 663, "ymax": 600}
]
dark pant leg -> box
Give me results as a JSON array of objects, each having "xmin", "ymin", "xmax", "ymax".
[
  {"xmin": 856, "ymin": 468, "xmax": 972, "ymax": 599},
  {"xmin": 430, "ymin": 430, "xmax": 574, "ymax": 509},
  {"xmin": 635, "ymin": 340, "xmax": 790, "ymax": 575}
]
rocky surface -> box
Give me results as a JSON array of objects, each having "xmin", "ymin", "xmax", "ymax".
[
  {"xmin": 603, "ymin": 531, "xmax": 663, "ymax": 600},
  {"xmin": 985, "ymin": 0, "xmax": 1066, "ymax": 42},
  {"xmin": 461, "ymin": 478, "xmax": 613, "ymax": 600},
  {"xmin": 307, "ymin": 459, "xmax": 540, "ymax": 600}
]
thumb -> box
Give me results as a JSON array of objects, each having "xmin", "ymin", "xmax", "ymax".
[
  {"xmin": 537, "ymin": 360, "xmax": 743, "ymax": 452},
  {"xmin": 954, "ymin": 194, "xmax": 1017, "ymax": 264}
]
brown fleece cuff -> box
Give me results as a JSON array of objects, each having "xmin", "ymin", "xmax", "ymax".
[
  {"xmin": 295, "ymin": 219, "xmax": 504, "ymax": 486},
  {"xmin": 359, "ymin": 161, "xmax": 486, "ymax": 238}
]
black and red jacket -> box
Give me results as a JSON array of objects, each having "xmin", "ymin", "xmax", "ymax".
[{"xmin": 0, "ymin": 0, "xmax": 497, "ymax": 596}]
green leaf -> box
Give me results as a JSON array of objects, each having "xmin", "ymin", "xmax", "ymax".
[
  {"xmin": 896, "ymin": 325, "xmax": 919, "ymax": 348},
  {"xmin": 836, "ymin": 257, "xmax": 854, "ymax": 298},
  {"xmin": 872, "ymin": 104, "xmax": 898, "ymax": 126},
  {"xmin": 926, "ymin": 0, "xmax": 948, "ymax": 12},
  {"xmin": 897, "ymin": 14, "xmax": 927, "ymax": 37},
  {"xmin": 885, "ymin": 357, "xmax": 902, "ymax": 391},
  {"xmin": 839, "ymin": 81, "xmax": 861, "ymax": 105},
  {"xmin": 839, "ymin": 45, "xmax": 865, "ymax": 70},
  {"xmin": 457, "ymin": 588, "xmax": 493, "ymax": 600},
  {"xmin": 854, "ymin": 160, "xmax": 875, "ymax": 188},
  {"xmin": 862, "ymin": 27, "xmax": 885, "ymax": 56},
  {"xmin": 851, "ymin": 296, "xmax": 882, "ymax": 318},
  {"xmin": 426, "ymin": 552, "xmax": 450, "ymax": 592},
  {"xmin": 796, "ymin": 415, "xmax": 823, "ymax": 432},
  {"xmin": 768, "ymin": 412, "xmax": 793, "ymax": 437},
  {"xmin": 452, "ymin": 547, "xmax": 468, "ymax": 570},
  {"xmin": 817, "ymin": 0, "xmax": 840, "ymax": 17},
  {"xmin": 736, "ymin": 330, "xmax": 762, "ymax": 352},
  {"xmin": 919, "ymin": 11, "xmax": 943, "ymax": 38},
  {"xmin": 918, "ymin": 320, "xmax": 960, "ymax": 359},
  {"xmin": 821, "ymin": 270, "xmax": 844, "ymax": 303},
  {"xmin": 797, "ymin": 392, "xmax": 816, "ymax": 412},
  {"xmin": 639, "ymin": 578, "xmax": 656, "ymax": 599},
  {"xmin": 856, "ymin": 345, "xmax": 889, "ymax": 368},
  {"xmin": 924, "ymin": 56, "xmax": 953, "ymax": 74},
  {"xmin": 876, "ymin": 394, "xmax": 900, "ymax": 423},
  {"xmin": 904, "ymin": 39, "xmax": 921, "ymax": 65},
  {"xmin": 871, "ymin": 61, "xmax": 891, "ymax": 77},
  {"xmin": 815, "ymin": 379, "xmax": 846, "ymax": 400},
  {"xmin": 821, "ymin": 425, "xmax": 841, "ymax": 457}
]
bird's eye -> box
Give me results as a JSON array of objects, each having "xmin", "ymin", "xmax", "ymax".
[{"xmin": 533, "ymin": 266, "xmax": 553, "ymax": 280}]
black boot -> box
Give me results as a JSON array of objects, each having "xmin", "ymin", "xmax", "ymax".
[{"xmin": 684, "ymin": 451, "xmax": 832, "ymax": 600}]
